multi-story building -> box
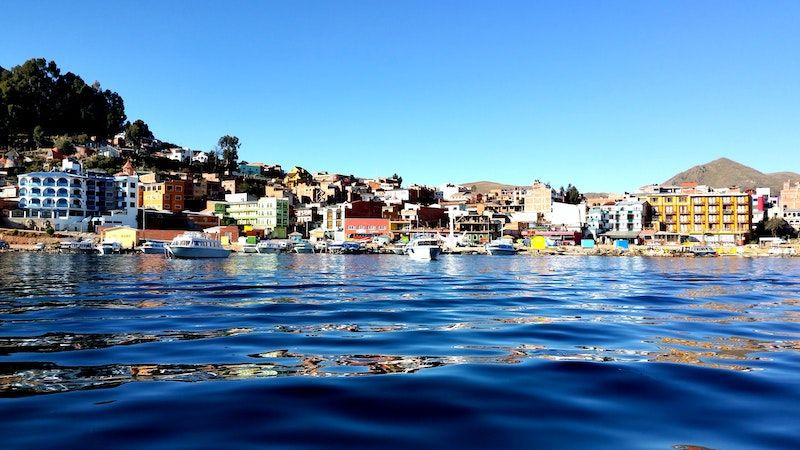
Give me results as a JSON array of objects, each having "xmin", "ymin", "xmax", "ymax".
[
  {"xmin": 587, "ymin": 201, "xmax": 651, "ymax": 238},
  {"xmin": 642, "ymin": 187, "xmax": 752, "ymax": 243},
  {"xmin": 778, "ymin": 209, "xmax": 800, "ymax": 232},
  {"xmin": 523, "ymin": 181, "xmax": 559, "ymax": 215},
  {"xmin": 140, "ymin": 179, "xmax": 190, "ymax": 212},
  {"xmin": 779, "ymin": 181, "xmax": 800, "ymax": 210},
  {"xmin": 17, "ymin": 160, "xmax": 128, "ymax": 230},
  {"xmin": 225, "ymin": 196, "xmax": 289, "ymax": 237}
]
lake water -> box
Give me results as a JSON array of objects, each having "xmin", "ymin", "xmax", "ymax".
[{"xmin": 1, "ymin": 253, "xmax": 799, "ymax": 448}]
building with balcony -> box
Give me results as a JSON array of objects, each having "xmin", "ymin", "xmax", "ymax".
[
  {"xmin": 225, "ymin": 196, "xmax": 289, "ymax": 238},
  {"xmin": 641, "ymin": 188, "xmax": 752, "ymax": 243},
  {"xmin": 16, "ymin": 160, "xmax": 122, "ymax": 230}
]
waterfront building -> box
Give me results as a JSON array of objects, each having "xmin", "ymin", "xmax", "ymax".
[
  {"xmin": 641, "ymin": 186, "xmax": 752, "ymax": 243},
  {"xmin": 588, "ymin": 200, "xmax": 651, "ymax": 237},
  {"xmin": 343, "ymin": 217, "xmax": 391, "ymax": 239},
  {"xmin": 225, "ymin": 196, "xmax": 289, "ymax": 238},
  {"xmin": 17, "ymin": 160, "xmax": 124, "ymax": 230}
]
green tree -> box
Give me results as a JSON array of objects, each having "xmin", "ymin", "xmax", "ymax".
[
  {"xmin": 53, "ymin": 135, "xmax": 75, "ymax": 155},
  {"xmin": 124, "ymin": 119, "xmax": 154, "ymax": 149},
  {"xmin": 33, "ymin": 125, "xmax": 47, "ymax": 148},
  {"xmin": 217, "ymin": 135, "xmax": 240, "ymax": 170},
  {"xmin": 564, "ymin": 184, "xmax": 582, "ymax": 204},
  {"xmin": 764, "ymin": 217, "xmax": 797, "ymax": 238}
]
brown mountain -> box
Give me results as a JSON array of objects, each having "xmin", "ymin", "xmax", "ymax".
[
  {"xmin": 461, "ymin": 181, "xmax": 523, "ymax": 193},
  {"xmin": 664, "ymin": 158, "xmax": 800, "ymax": 193}
]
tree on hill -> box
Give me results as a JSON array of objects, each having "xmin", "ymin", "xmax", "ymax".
[
  {"xmin": 124, "ymin": 119, "xmax": 154, "ymax": 149},
  {"xmin": 217, "ymin": 135, "xmax": 240, "ymax": 170},
  {"xmin": 0, "ymin": 58, "xmax": 127, "ymax": 149}
]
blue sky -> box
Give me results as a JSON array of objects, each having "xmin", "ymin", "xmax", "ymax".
[{"xmin": 2, "ymin": 1, "xmax": 798, "ymax": 192}]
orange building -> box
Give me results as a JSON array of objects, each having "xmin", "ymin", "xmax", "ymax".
[{"xmin": 139, "ymin": 180, "xmax": 190, "ymax": 212}]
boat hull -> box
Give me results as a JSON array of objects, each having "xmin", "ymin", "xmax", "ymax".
[
  {"xmin": 168, "ymin": 246, "xmax": 231, "ymax": 259},
  {"xmin": 407, "ymin": 246, "xmax": 440, "ymax": 260},
  {"xmin": 486, "ymin": 247, "xmax": 516, "ymax": 255}
]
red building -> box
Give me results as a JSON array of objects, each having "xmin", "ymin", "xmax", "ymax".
[{"xmin": 343, "ymin": 217, "xmax": 391, "ymax": 240}]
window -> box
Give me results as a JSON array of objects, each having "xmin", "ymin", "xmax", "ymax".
[
  {"xmin": 167, "ymin": 185, "xmax": 173, "ymax": 191},
  {"xmin": 347, "ymin": 225, "xmax": 355, "ymax": 230},
  {"xmin": 176, "ymin": 186, "xmax": 182, "ymax": 192},
  {"xmin": 175, "ymin": 195, "xmax": 182, "ymax": 201}
]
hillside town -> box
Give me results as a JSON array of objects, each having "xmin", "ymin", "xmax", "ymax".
[{"xmin": 0, "ymin": 135, "xmax": 799, "ymax": 255}]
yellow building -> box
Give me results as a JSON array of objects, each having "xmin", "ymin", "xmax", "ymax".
[
  {"xmin": 645, "ymin": 192, "xmax": 752, "ymax": 243},
  {"xmin": 100, "ymin": 226, "xmax": 138, "ymax": 250}
]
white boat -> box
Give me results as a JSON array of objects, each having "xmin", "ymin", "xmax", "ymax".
[
  {"xmin": 97, "ymin": 240, "xmax": 122, "ymax": 255},
  {"xmin": 256, "ymin": 241, "xmax": 288, "ymax": 254},
  {"xmin": 241, "ymin": 244, "xmax": 259, "ymax": 254},
  {"xmin": 136, "ymin": 240, "xmax": 166, "ymax": 254},
  {"xmin": 485, "ymin": 240, "xmax": 516, "ymax": 255},
  {"xmin": 292, "ymin": 240, "xmax": 315, "ymax": 253},
  {"xmin": 689, "ymin": 246, "xmax": 717, "ymax": 257},
  {"xmin": 59, "ymin": 240, "xmax": 95, "ymax": 253},
  {"xmin": 166, "ymin": 232, "xmax": 230, "ymax": 259},
  {"xmin": 406, "ymin": 237, "xmax": 441, "ymax": 261}
]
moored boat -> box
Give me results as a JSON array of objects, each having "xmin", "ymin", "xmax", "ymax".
[
  {"xmin": 406, "ymin": 237, "xmax": 441, "ymax": 261},
  {"xmin": 166, "ymin": 232, "xmax": 230, "ymax": 259},
  {"xmin": 256, "ymin": 241, "xmax": 288, "ymax": 254},
  {"xmin": 292, "ymin": 240, "xmax": 315, "ymax": 253},
  {"xmin": 485, "ymin": 240, "xmax": 516, "ymax": 255},
  {"xmin": 136, "ymin": 240, "xmax": 167, "ymax": 254},
  {"xmin": 97, "ymin": 240, "xmax": 121, "ymax": 255}
]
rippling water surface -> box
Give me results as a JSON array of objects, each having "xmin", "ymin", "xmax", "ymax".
[{"xmin": 1, "ymin": 253, "xmax": 799, "ymax": 448}]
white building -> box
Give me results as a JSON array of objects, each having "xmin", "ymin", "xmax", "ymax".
[
  {"xmin": 546, "ymin": 202, "xmax": 587, "ymax": 231},
  {"xmin": 166, "ymin": 147, "xmax": 192, "ymax": 162},
  {"xmin": 192, "ymin": 151, "xmax": 209, "ymax": 164}
]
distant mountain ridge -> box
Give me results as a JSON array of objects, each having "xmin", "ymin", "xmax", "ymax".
[
  {"xmin": 461, "ymin": 181, "xmax": 524, "ymax": 193},
  {"xmin": 664, "ymin": 158, "xmax": 800, "ymax": 193}
]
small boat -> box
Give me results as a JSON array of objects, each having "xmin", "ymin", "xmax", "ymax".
[
  {"xmin": 136, "ymin": 240, "xmax": 167, "ymax": 254},
  {"xmin": 166, "ymin": 232, "xmax": 230, "ymax": 259},
  {"xmin": 59, "ymin": 240, "xmax": 94, "ymax": 253},
  {"xmin": 406, "ymin": 237, "xmax": 441, "ymax": 261},
  {"xmin": 256, "ymin": 241, "xmax": 288, "ymax": 254},
  {"xmin": 485, "ymin": 240, "xmax": 516, "ymax": 255},
  {"xmin": 689, "ymin": 246, "xmax": 717, "ymax": 257},
  {"xmin": 241, "ymin": 244, "xmax": 259, "ymax": 254},
  {"xmin": 292, "ymin": 240, "xmax": 315, "ymax": 254},
  {"xmin": 97, "ymin": 240, "xmax": 121, "ymax": 255},
  {"xmin": 33, "ymin": 242, "xmax": 46, "ymax": 252}
]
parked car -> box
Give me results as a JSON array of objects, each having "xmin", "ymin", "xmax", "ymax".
[{"xmin": 0, "ymin": 240, "xmax": 9, "ymax": 250}]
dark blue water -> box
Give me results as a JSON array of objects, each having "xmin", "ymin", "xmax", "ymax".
[{"xmin": 1, "ymin": 254, "xmax": 799, "ymax": 448}]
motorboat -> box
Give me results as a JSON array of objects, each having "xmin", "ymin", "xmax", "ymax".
[
  {"xmin": 292, "ymin": 240, "xmax": 315, "ymax": 253},
  {"xmin": 241, "ymin": 243, "xmax": 259, "ymax": 254},
  {"xmin": 59, "ymin": 240, "xmax": 94, "ymax": 253},
  {"xmin": 256, "ymin": 241, "xmax": 288, "ymax": 254},
  {"xmin": 97, "ymin": 240, "xmax": 121, "ymax": 255},
  {"xmin": 406, "ymin": 237, "xmax": 441, "ymax": 261},
  {"xmin": 689, "ymin": 246, "xmax": 717, "ymax": 257},
  {"xmin": 136, "ymin": 240, "xmax": 166, "ymax": 254},
  {"xmin": 166, "ymin": 232, "xmax": 230, "ymax": 259},
  {"xmin": 485, "ymin": 240, "xmax": 516, "ymax": 255}
]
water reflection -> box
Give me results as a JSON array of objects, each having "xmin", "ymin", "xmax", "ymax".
[{"xmin": 0, "ymin": 253, "xmax": 799, "ymax": 399}]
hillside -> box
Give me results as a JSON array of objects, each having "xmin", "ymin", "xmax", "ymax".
[
  {"xmin": 664, "ymin": 158, "xmax": 800, "ymax": 193},
  {"xmin": 461, "ymin": 181, "xmax": 524, "ymax": 193}
]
